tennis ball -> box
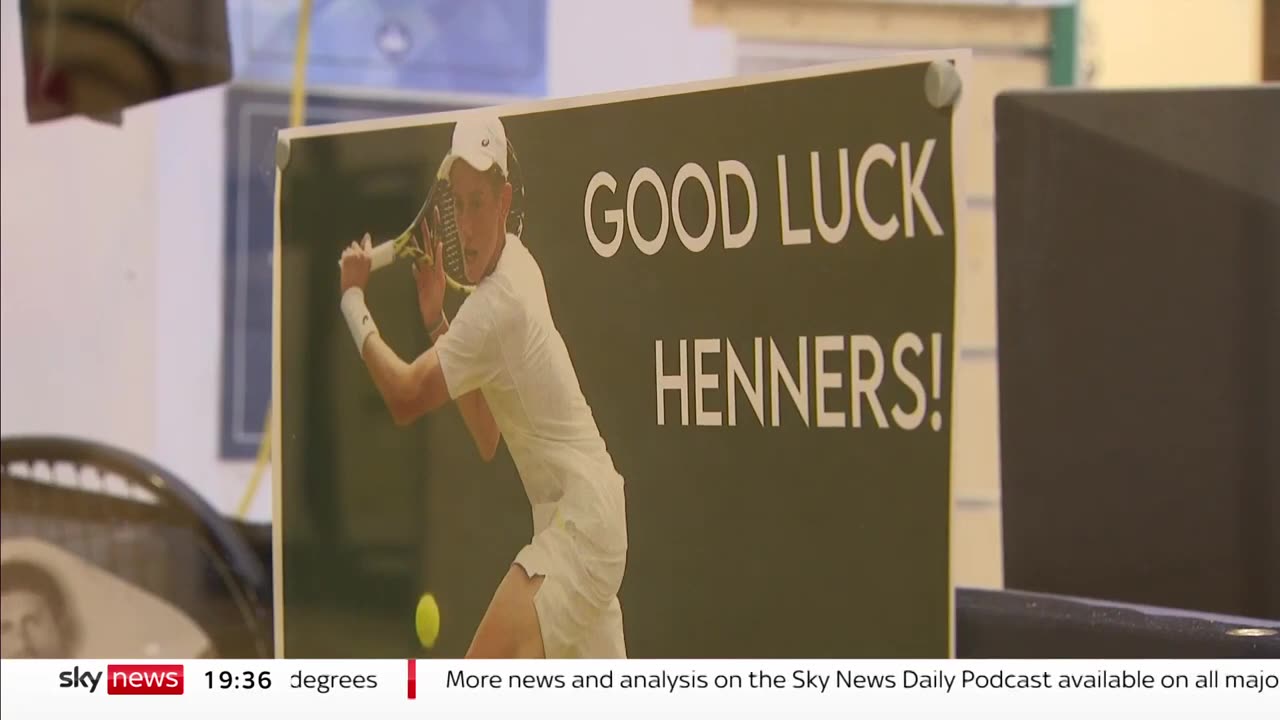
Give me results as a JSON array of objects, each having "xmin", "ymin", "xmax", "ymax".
[{"xmin": 415, "ymin": 592, "xmax": 441, "ymax": 649}]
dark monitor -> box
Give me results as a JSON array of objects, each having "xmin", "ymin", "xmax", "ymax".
[{"xmin": 993, "ymin": 86, "xmax": 1280, "ymax": 621}]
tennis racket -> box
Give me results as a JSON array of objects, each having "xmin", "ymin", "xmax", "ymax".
[
  {"xmin": 366, "ymin": 177, "xmax": 473, "ymax": 294},
  {"xmin": 363, "ymin": 138, "xmax": 526, "ymax": 295}
]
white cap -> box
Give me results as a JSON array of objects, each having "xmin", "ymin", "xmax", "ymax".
[{"xmin": 440, "ymin": 114, "xmax": 508, "ymax": 180}]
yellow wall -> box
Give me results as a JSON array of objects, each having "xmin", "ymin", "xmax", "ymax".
[{"xmin": 1081, "ymin": 0, "xmax": 1263, "ymax": 87}]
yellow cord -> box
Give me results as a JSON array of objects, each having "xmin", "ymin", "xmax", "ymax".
[
  {"xmin": 288, "ymin": 0, "xmax": 313, "ymax": 128},
  {"xmin": 236, "ymin": 408, "xmax": 272, "ymax": 519},
  {"xmin": 236, "ymin": 0, "xmax": 312, "ymax": 520}
]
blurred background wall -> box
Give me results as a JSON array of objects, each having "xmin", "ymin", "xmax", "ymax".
[
  {"xmin": 0, "ymin": 0, "xmax": 1270, "ymax": 589},
  {"xmin": 1079, "ymin": 0, "xmax": 1263, "ymax": 88}
]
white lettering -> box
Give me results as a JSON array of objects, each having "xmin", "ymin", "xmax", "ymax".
[
  {"xmin": 627, "ymin": 167, "xmax": 669, "ymax": 255},
  {"xmin": 656, "ymin": 339, "xmax": 688, "ymax": 425},
  {"xmin": 812, "ymin": 149, "xmax": 851, "ymax": 244},
  {"xmin": 655, "ymin": 334, "xmax": 946, "ymax": 431},
  {"xmin": 726, "ymin": 337, "xmax": 764, "ymax": 426},
  {"xmin": 901, "ymin": 140, "xmax": 942, "ymax": 237},
  {"xmin": 719, "ymin": 160, "xmax": 757, "ymax": 250},
  {"xmin": 770, "ymin": 337, "xmax": 809, "ymax": 426},
  {"xmin": 891, "ymin": 332, "xmax": 927, "ymax": 430},
  {"xmin": 814, "ymin": 335, "xmax": 846, "ymax": 427},
  {"xmin": 694, "ymin": 338, "xmax": 722, "ymax": 426},
  {"xmin": 777, "ymin": 154, "xmax": 811, "ymax": 246},
  {"xmin": 850, "ymin": 335, "xmax": 888, "ymax": 428},
  {"xmin": 673, "ymin": 163, "xmax": 717, "ymax": 253},
  {"xmin": 584, "ymin": 171, "xmax": 623, "ymax": 257},
  {"xmin": 856, "ymin": 143, "xmax": 900, "ymax": 241}
]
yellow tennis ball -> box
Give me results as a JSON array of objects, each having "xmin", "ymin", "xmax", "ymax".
[{"xmin": 415, "ymin": 593, "xmax": 440, "ymax": 649}]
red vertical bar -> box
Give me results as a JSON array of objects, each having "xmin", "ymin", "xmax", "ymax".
[{"xmin": 408, "ymin": 658, "xmax": 416, "ymax": 699}]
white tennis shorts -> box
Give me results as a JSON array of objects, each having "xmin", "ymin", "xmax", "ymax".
[{"xmin": 514, "ymin": 503, "xmax": 627, "ymax": 659}]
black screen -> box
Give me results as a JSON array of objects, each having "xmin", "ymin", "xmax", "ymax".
[{"xmin": 994, "ymin": 86, "xmax": 1280, "ymax": 621}]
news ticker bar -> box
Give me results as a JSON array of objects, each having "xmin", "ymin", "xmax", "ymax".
[{"xmin": 2, "ymin": 659, "xmax": 1276, "ymax": 718}]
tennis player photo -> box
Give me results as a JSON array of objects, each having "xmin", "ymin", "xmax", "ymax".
[
  {"xmin": 1, "ymin": 537, "xmax": 213, "ymax": 658},
  {"xmin": 275, "ymin": 52, "xmax": 965, "ymax": 660},
  {"xmin": 1, "ymin": 557, "xmax": 79, "ymax": 659},
  {"xmin": 335, "ymin": 114, "xmax": 629, "ymax": 659}
]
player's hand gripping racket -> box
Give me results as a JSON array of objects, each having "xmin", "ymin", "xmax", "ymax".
[
  {"xmin": 366, "ymin": 177, "xmax": 474, "ymax": 294},
  {"xmin": 356, "ymin": 138, "xmax": 525, "ymax": 295}
]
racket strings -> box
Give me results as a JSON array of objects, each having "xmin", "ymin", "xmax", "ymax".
[{"xmin": 436, "ymin": 189, "xmax": 466, "ymax": 282}]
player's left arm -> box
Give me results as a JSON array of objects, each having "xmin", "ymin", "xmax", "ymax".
[
  {"xmin": 340, "ymin": 237, "xmax": 450, "ymax": 426},
  {"xmin": 338, "ymin": 237, "xmax": 501, "ymax": 453}
]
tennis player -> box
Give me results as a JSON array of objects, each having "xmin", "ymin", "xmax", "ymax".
[
  {"xmin": 337, "ymin": 114, "xmax": 628, "ymax": 659},
  {"xmin": 0, "ymin": 560, "xmax": 79, "ymax": 659}
]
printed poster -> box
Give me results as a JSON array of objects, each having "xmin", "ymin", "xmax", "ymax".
[{"xmin": 273, "ymin": 51, "xmax": 967, "ymax": 659}]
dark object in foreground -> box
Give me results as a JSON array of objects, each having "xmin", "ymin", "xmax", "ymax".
[
  {"xmin": 994, "ymin": 86, "xmax": 1280, "ymax": 622},
  {"xmin": 5, "ymin": 435, "xmax": 1276, "ymax": 659},
  {"xmin": 20, "ymin": 0, "xmax": 231, "ymax": 124},
  {"xmin": 957, "ymin": 587, "xmax": 1280, "ymax": 659},
  {"xmin": 1, "ymin": 436, "xmax": 271, "ymax": 658}
]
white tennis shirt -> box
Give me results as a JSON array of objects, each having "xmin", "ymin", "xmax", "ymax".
[{"xmin": 435, "ymin": 234, "xmax": 627, "ymax": 552}]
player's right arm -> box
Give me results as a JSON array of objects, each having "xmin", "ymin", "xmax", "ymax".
[{"xmin": 359, "ymin": 336, "xmax": 451, "ymax": 426}]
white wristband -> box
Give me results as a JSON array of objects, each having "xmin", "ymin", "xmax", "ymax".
[{"xmin": 340, "ymin": 287, "xmax": 378, "ymax": 352}]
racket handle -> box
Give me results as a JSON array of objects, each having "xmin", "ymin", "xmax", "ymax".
[{"xmin": 369, "ymin": 241, "xmax": 396, "ymax": 272}]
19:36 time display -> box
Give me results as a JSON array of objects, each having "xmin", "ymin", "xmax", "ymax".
[{"xmin": 206, "ymin": 670, "xmax": 272, "ymax": 690}]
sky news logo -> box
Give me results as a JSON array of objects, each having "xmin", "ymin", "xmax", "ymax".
[{"xmin": 58, "ymin": 665, "xmax": 184, "ymax": 695}]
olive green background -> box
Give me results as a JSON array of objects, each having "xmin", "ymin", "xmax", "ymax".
[{"xmin": 278, "ymin": 60, "xmax": 958, "ymax": 658}]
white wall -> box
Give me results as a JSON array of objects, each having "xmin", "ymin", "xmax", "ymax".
[
  {"xmin": 1, "ymin": 0, "xmax": 733, "ymax": 525},
  {"xmin": 547, "ymin": 0, "xmax": 734, "ymax": 98},
  {"xmin": 0, "ymin": 0, "xmax": 158, "ymax": 460},
  {"xmin": 1080, "ymin": 0, "xmax": 1263, "ymax": 87},
  {"xmin": 151, "ymin": 86, "xmax": 266, "ymax": 520},
  {"xmin": 0, "ymin": 0, "xmax": 264, "ymax": 520}
]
